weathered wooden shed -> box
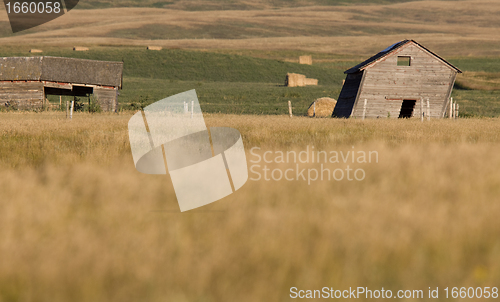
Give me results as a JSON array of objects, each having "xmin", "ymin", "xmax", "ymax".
[
  {"xmin": 333, "ymin": 40, "xmax": 461, "ymax": 119},
  {"xmin": 0, "ymin": 56, "xmax": 123, "ymax": 111}
]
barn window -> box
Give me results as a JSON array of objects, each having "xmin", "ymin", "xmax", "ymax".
[{"xmin": 397, "ymin": 56, "xmax": 411, "ymax": 66}]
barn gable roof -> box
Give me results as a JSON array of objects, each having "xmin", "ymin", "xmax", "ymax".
[{"xmin": 344, "ymin": 40, "xmax": 462, "ymax": 74}]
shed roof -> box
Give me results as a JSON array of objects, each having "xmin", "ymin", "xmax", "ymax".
[
  {"xmin": 0, "ymin": 56, "xmax": 123, "ymax": 88},
  {"xmin": 344, "ymin": 40, "xmax": 462, "ymax": 74}
]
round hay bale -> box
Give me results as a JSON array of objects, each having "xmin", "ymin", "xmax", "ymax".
[{"xmin": 307, "ymin": 97, "xmax": 337, "ymax": 117}]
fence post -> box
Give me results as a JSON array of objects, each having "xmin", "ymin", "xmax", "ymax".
[
  {"xmin": 456, "ymin": 103, "xmax": 459, "ymax": 119},
  {"xmin": 449, "ymin": 97, "xmax": 453, "ymax": 119},
  {"xmin": 288, "ymin": 101, "xmax": 293, "ymax": 118},
  {"xmin": 420, "ymin": 98, "xmax": 423, "ymax": 122},
  {"xmin": 70, "ymin": 100, "xmax": 74, "ymax": 120},
  {"xmin": 427, "ymin": 98, "xmax": 430, "ymax": 121},
  {"xmin": 362, "ymin": 99, "xmax": 367, "ymax": 120}
]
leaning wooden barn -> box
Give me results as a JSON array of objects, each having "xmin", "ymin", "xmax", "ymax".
[
  {"xmin": 0, "ymin": 56, "xmax": 123, "ymax": 111},
  {"xmin": 332, "ymin": 40, "xmax": 461, "ymax": 119}
]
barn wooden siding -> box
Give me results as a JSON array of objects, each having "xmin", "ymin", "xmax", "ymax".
[
  {"xmin": 94, "ymin": 87, "xmax": 118, "ymax": 112},
  {"xmin": 0, "ymin": 57, "xmax": 123, "ymax": 111},
  {"xmin": 0, "ymin": 81, "xmax": 44, "ymax": 109},
  {"xmin": 333, "ymin": 40, "xmax": 461, "ymax": 119}
]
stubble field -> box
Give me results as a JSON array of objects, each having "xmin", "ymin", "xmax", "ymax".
[{"xmin": 1, "ymin": 0, "xmax": 499, "ymax": 57}]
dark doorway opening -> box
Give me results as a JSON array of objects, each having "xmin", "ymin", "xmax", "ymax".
[
  {"xmin": 399, "ymin": 99, "xmax": 416, "ymax": 118},
  {"xmin": 44, "ymin": 86, "xmax": 93, "ymax": 97}
]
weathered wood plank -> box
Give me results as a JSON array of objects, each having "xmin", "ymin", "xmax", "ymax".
[{"xmin": 94, "ymin": 87, "xmax": 118, "ymax": 112}]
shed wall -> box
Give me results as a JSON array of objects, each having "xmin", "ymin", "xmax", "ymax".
[
  {"xmin": 94, "ymin": 87, "xmax": 118, "ymax": 112},
  {"xmin": 0, "ymin": 81, "xmax": 44, "ymax": 109},
  {"xmin": 351, "ymin": 44, "xmax": 456, "ymax": 119}
]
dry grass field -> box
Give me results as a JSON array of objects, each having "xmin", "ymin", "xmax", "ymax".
[{"xmin": 1, "ymin": 112, "xmax": 500, "ymax": 301}]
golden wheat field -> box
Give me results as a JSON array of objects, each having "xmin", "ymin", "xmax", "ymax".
[{"xmin": 0, "ymin": 112, "xmax": 500, "ymax": 301}]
